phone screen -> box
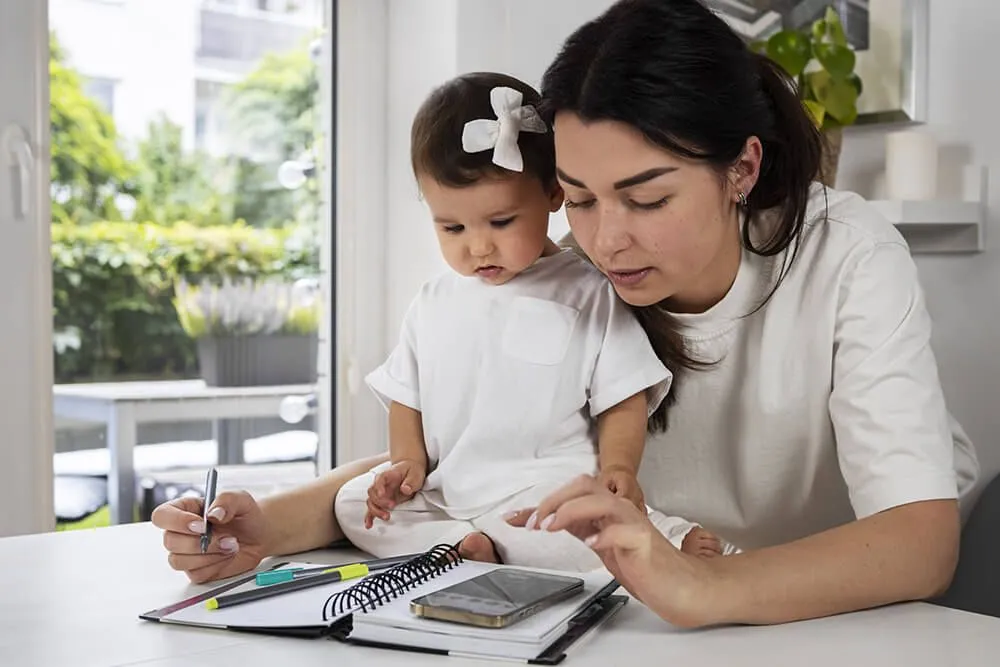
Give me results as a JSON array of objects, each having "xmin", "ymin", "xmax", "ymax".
[{"xmin": 411, "ymin": 569, "xmax": 584, "ymax": 620}]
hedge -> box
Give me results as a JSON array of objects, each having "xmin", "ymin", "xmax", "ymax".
[{"xmin": 52, "ymin": 221, "xmax": 319, "ymax": 382}]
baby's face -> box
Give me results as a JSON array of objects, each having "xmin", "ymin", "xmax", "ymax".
[{"xmin": 419, "ymin": 173, "xmax": 563, "ymax": 285}]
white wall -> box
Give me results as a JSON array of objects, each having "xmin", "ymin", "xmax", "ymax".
[
  {"xmin": 384, "ymin": 0, "xmax": 459, "ymax": 344},
  {"xmin": 369, "ymin": 0, "xmax": 999, "ymax": 485}
]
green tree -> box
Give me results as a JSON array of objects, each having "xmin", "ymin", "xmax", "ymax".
[
  {"xmin": 222, "ymin": 42, "xmax": 320, "ymax": 228},
  {"xmin": 49, "ymin": 33, "xmax": 134, "ymax": 223},
  {"xmin": 224, "ymin": 46, "xmax": 318, "ymax": 158},
  {"xmin": 132, "ymin": 114, "xmax": 234, "ymax": 226}
]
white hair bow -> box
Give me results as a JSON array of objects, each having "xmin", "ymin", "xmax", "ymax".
[{"xmin": 461, "ymin": 86, "xmax": 548, "ymax": 172}]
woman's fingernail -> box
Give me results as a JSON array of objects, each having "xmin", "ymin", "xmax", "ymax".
[
  {"xmin": 188, "ymin": 520, "xmax": 206, "ymax": 534},
  {"xmin": 525, "ymin": 512, "xmax": 539, "ymax": 530},
  {"xmin": 585, "ymin": 535, "xmax": 599, "ymax": 548},
  {"xmin": 219, "ymin": 536, "xmax": 239, "ymax": 553},
  {"xmin": 208, "ymin": 507, "xmax": 226, "ymax": 521},
  {"xmin": 540, "ymin": 515, "xmax": 556, "ymax": 531}
]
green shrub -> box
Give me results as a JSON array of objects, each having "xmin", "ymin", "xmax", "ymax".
[{"xmin": 52, "ymin": 221, "xmax": 319, "ymax": 382}]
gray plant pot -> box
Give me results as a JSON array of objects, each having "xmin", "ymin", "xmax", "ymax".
[{"xmin": 196, "ymin": 334, "xmax": 318, "ymax": 387}]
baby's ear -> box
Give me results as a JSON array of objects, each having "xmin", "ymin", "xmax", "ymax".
[{"xmin": 547, "ymin": 182, "xmax": 565, "ymax": 211}]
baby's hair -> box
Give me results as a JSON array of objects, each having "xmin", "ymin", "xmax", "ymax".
[{"xmin": 410, "ymin": 72, "xmax": 556, "ymax": 188}]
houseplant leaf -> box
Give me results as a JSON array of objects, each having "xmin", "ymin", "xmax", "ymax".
[
  {"xmin": 802, "ymin": 100, "xmax": 826, "ymax": 127},
  {"xmin": 849, "ymin": 73, "xmax": 863, "ymax": 96},
  {"xmin": 807, "ymin": 71, "xmax": 858, "ymax": 125},
  {"xmin": 766, "ymin": 30, "xmax": 811, "ymax": 77},
  {"xmin": 824, "ymin": 7, "xmax": 848, "ymax": 46},
  {"xmin": 814, "ymin": 43, "xmax": 855, "ymax": 79}
]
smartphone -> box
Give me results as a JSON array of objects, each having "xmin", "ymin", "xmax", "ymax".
[{"xmin": 409, "ymin": 568, "xmax": 585, "ymax": 629}]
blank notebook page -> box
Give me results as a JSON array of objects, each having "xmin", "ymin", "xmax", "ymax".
[{"xmin": 165, "ymin": 562, "xmax": 358, "ymax": 628}]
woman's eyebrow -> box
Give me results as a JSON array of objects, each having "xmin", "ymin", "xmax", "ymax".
[
  {"xmin": 556, "ymin": 166, "xmax": 679, "ymax": 190},
  {"xmin": 612, "ymin": 167, "xmax": 678, "ymax": 190},
  {"xmin": 556, "ymin": 168, "xmax": 587, "ymax": 189}
]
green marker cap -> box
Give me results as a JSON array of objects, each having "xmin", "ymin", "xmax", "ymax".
[{"xmin": 255, "ymin": 567, "xmax": 304, "ymax": 586}]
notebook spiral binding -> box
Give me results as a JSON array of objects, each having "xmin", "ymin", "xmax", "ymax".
[{"xmin": 321, "ymin": 543, "xmax": 463, "ymax": 622}]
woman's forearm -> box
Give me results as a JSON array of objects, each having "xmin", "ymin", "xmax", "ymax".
[
  {"xmin": 704, "ymin": 499, "xmax": 960, "ymax": 626},
  {"xmin": 259, "ymin": 452, "xmax": 389, "ymax": 556}
]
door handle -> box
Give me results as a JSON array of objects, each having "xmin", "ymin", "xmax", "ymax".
[{"xmin": 2, "ymin": 124, "xmax": 34, "ymax": 222}]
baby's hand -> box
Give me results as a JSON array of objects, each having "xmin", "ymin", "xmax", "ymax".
[
  {"xmin": 364, "ymin": 459, "xmax": 426, "ymax": 529},
  {"xmin": 597, "ymin": 465, "xmax": 645, "ymax": 510}
]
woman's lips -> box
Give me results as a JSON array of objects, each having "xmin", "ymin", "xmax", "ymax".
[{"xmin": 607, "ymin": 268, "xmax": 652, "ymax": 287}]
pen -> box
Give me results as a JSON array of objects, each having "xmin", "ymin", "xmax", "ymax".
[
  {"xmin": 200, "ymin": 467, "xmax": 218, "ymax": 554},
  {"xmin": 206, "ymin": 563, "xmax": 369, "ymax": 610},
  {"xmin": 254, "ymin": 552, "xmax": 420, "ymax": 586}
]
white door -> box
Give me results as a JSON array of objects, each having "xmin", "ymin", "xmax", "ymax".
[{"xmin": 0, "ymin": 0, "xmax": 55, "ymax": 536}]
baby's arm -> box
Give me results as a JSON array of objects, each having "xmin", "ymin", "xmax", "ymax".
[
  {"xmin": 595, "ymin": 391, "xmax": 649, "ymax": 509},
  {"xmin": 388, "ymin": 401, "xmax": 429, "ymax": 484},
  {"xmin": 364, "ymin": 402, "xmax": 429, "ymax": 528}
]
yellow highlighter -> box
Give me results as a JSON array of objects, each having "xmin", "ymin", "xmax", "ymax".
[{"xmin": 206, "ymin": 563, "xmax": 369, "ymax": 610}]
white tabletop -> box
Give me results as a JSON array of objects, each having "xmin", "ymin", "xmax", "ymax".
[{"xmin": 2, "ymin": 523, "xmax": 999, "ymax": 667}]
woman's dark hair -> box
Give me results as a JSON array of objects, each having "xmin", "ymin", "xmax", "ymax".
[
  {"xmin": 540, "ymin": 0, "xmax": 823, "ymax": 432},
  {"xmin": 410, "ymin": 72, "xmax": 556, "ymax": 187}
]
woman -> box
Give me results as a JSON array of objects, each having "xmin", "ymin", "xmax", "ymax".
[{"xmin": 152, "ymin": 0, "xmax": 979, "ymax": 627}]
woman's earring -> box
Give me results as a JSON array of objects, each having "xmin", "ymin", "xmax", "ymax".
[{"xmin": 736, "ymin": 191, "xmax": 748, "ymax": 208}]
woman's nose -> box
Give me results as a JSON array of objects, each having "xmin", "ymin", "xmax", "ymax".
[{"xmin": 593, "ymin": 205, "xmax": 631, "ymax": 257}]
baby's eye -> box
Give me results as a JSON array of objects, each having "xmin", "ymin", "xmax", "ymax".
[
  {"xmin": 491, "ymin": 216, "xmax": 516, "ymax": 228},
  {"xmin": 443, "ymin": 225, "xmax": 464, "ymax": 234}
]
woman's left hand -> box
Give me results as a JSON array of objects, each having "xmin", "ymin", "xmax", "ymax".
[{"xmin": 505, "ymin": 475, "xmax": 718, "ymax": 628}]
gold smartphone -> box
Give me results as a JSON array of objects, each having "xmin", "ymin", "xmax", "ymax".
[{"xmin": 409, "ymin": 568, "xmax": 585, "ymax": 629}]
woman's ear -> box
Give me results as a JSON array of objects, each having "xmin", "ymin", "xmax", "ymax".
[
  {"xmin": 729, "ymin": 136, "xmax": 763, "ymax": 200},
  {"xmin": 547, "ymin": 182, "xmax": 565, "ymax": 212}
]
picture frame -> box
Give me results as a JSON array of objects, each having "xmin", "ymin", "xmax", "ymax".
[{"xmin": 705, "ymin": 0, "xmax": 929, "ymax": 125}]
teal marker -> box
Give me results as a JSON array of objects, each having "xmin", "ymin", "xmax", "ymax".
[
  {"xmin": 254, "ymin": 566, "xmax": 341, "ymax": 586},
  {"xmin": 255, "ymin": 567, "xmax": 306, "ymax": 586},
  {"xmin": 254, "ymin": 553, "xmax": 418, "ymax": 587}
]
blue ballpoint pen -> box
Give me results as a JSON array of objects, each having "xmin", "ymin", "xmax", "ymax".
[{"xmin": 200, "ymin": 467, "xmax": 219, "ymax": 554}]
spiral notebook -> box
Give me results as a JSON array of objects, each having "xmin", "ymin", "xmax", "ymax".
[{"xmin": 140, "ymin": 545, "xmax": 626, "ymax": 664}]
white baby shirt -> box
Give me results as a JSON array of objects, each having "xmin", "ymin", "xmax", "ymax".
[
  {"xmin": 367, "ymin": 250, "xmax": 671, "ymax": 519},
  {"xmin": 638, "ymin": 185, "xmax": 980, "ymax": 550}
]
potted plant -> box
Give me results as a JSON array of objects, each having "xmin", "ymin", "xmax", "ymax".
[
  {"xmin": 174, "ymin": 276, "xmax": 321, "ymax": 387},
  {"xmin": 751, "ymin": 7, "xmax": 863, "ymax": 187}
]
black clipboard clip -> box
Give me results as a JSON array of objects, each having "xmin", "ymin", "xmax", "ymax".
[{"xmin": 530, "ymin": 580, "xmax": 628, "ymax": 665}]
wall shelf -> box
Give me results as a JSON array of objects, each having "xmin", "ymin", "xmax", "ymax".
[{"xmin": 868, "ymin": 166, "xmax": 988, "ymax": 254}]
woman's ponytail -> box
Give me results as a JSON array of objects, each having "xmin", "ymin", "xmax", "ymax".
[{"xmin": 744, "ymin": 53, "xmax": 823, "ymax": 256}]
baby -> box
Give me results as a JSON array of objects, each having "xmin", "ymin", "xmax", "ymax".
[{"xmin": 334, "ymin": 72, "xmax": 724, "ymax": 571}]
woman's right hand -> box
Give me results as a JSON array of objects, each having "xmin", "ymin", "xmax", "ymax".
[
  {"xmin": 151, "ymin": 490, "xmax": 271, "ymax": 584},
  {"xmin": 505, "ymin": 475, "xmax": 719, "ymax": 628}
]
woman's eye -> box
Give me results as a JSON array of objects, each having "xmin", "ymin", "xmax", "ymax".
[
  {"xmin": 629, "ymin": 196, "xmax": 670, "ymax": 211},
  {"xmin": 491, "ymin": 216, "xmax": 516, "ymax": 228},
  {"xmin": 564, "ymin": 198, "xmax": 596, "ymax": 210},
  {"xmin": 443, "ymin": 225, "xmax": 464, "ymax": 234}
]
